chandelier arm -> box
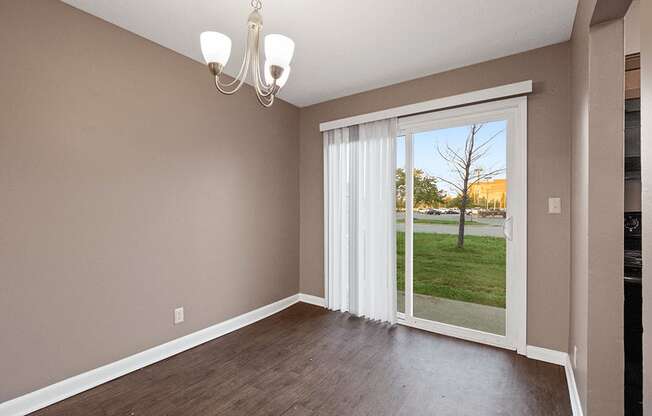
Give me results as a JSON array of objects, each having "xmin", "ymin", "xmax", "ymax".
[
  {"xmin": 214, "ymin": 53, "xmax": 249, "ymax": 94},
  {"xmin": 254, "ymin": 80, "xmax": 278, "ymax": 100},
  {"xmin": 253, "ymin": 64, "xmax": 275, "ymax": 98},
  {"xmin": 213, "ymin": 38, "xmax": 252, "ymax": 94},
  {"xmin": 255, "ymin": 89, "xmax": 275, "ymax": 107},
  {"xmin": 251, "ymin": 31, "xmax": 276, "ymax": 97},
  {"xmin": 214, "ymin": 77, "xmax": 239, "ymax": 95},
  {"xmin": 215, "ymin": 29, "xmax": 254, "ymax": 90},
  {"xmin": 253, "ymin": 41, "xmax": 274, "ymax": 107},
  {"xmin": 254, "ymin": 74, "xmax": 279, "ymax": 107}
]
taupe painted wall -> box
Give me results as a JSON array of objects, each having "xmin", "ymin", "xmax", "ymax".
[
  {"xmin": 299, "ymin": 43, "xmax": 572, "ymax": 352},
  {"xmin": 569, "ymin": 0, "xmax": 595, "ymax": 410},
  {"xmin": 587, "ymin": 19, "xmax": 625, "ymax": 416},
  {"xmin": 625, "ymin": 0, "xmax": 641, "ymax": 55},
  {"xmin": 641, "ymin": 0, "xmax": 651, "ymax": 413},
  {"xmin": 0, "ymin": 0, "xmax": 299, "ymax": 402},
  {"xmin": 570, "ymin": 0, "xmax": 626, "ymax": 414}
]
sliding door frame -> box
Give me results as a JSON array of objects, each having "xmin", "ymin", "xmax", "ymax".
[
  {"xmin": 396, "ymin": 96, "xmax": 528, "ymax": 354},
  {"xmin": 405, "ymin": 133, "xmax": 414, "ymax": 318}
]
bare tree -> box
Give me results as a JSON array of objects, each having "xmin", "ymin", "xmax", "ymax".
[{"xmin": 436, "ymin": 124, "xmax": 505, "ymax": 248}]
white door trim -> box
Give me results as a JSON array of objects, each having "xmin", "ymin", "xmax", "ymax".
[
  {"xmin": 397, "ymin": 313, "xmax": 514, "ymax": 350},
  {"xmin": 397, "ymin": 96, "xmax": 528, "ymax": 355},
  {"xmin": 405, "ymin": 133, "xmax": 415, "ymax": 317}
]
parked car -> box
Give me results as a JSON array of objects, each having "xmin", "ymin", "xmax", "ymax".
[
  {"xmin": 425, "ymin": 208, "xmax": 441, "ymax": 215},
  {"xmin": 478, "ymin": 209, "xmax": 506, "ymax": 218}
]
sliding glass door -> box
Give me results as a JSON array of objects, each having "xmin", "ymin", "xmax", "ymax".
[{"xmin": 396, "ymin": 98, "xmax": 527, "ymax": 352}]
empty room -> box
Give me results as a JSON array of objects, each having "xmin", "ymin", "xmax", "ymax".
[{"xmin": 0, "ymin": 0, "xmax": 649, "ymax": 415}]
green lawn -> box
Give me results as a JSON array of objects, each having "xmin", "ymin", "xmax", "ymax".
[
  {"xmin": 397, "ymin": 218, "xmax": 489, "ymax": 226},
  {"xmin": 396, "ymin": 232, "xmax": 506, "ymax": 308}
]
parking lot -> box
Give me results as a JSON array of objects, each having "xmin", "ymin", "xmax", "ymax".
[{"xmin": 396, "ymin": 212, "xmax": 506, "ymax": 238}]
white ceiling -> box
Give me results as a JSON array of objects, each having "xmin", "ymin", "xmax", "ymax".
[{"xmin": 62, "ymin": 0, "xmax": 578, "ymax": 107}]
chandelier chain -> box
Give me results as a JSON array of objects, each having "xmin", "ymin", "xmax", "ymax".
[{"xmin": 251, "ymin": 0, "xmax": 262, "ymax": 10}]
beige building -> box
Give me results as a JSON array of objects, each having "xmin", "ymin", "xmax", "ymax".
[{"xmin": 468, "ymin": 178, "xmax": 507, "ymax": 209}]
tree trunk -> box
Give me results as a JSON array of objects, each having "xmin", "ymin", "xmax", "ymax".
[{"xmin": 457, "ymin": 193, "xmax": 468, "ymax": 248}]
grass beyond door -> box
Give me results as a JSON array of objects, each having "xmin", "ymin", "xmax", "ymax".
[{"xmin": 396, "ymin": 231, "xmax": 506, "ymax": 308}]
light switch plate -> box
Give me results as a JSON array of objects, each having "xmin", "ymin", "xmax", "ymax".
[
  {"xmin": 548, "ymin": 197, "xmax": 561, "ymax": 214},
  {"xmin": 174, "ymin": 307, "xmax": 184, "ymax": 325}
]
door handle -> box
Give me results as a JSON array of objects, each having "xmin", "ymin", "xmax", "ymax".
[{"xmin": 503, "ymin": 216, "xmax": 513, "ymax": 241}]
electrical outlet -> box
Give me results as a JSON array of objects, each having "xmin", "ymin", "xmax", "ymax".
[
  {"xmin": 174, "ymin": 307, "xmax": 184, "ymax": 325},
  {"xmin": 573, "ymin": 345, "xmax": 578, "ymax": 368}
]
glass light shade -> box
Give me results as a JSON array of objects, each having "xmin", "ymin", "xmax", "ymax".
[
  {"xmin": 264, "ymin": 61, "xmax": 290, "ymax": 88},
  {"xmin": 264, "ymin": 34, "xmax": 295, "ymax": 68},
  {"xmin": 200, "ymin": 31, "xmax": 232, "ymax": 66}
]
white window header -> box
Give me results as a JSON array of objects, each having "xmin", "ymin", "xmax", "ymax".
[{"xmin": 319, "ymin": 80, "xmax": 532, "ymax": 132}]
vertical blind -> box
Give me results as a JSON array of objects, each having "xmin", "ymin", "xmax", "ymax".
[{"xmin": 324, "ymin": 118, "xmax": 398, "ymax": 323}]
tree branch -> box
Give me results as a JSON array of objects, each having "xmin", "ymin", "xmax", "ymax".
[
  {"xmin": 435, "ymin": 176, "xmax": 465, "ymax": 193},
  {"xmin": 469, "ymin": 169, "xmax": 506, "ymax": 186}
]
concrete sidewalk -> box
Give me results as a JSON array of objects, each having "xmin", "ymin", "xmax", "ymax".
[{"xmin": 397, "ymin": 292, "xmax": 506, "ymax": 335}]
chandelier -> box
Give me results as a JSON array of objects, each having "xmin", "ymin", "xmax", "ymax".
[{"xmin": 199, "ymin": 0, "xmax": 295, "ymax": 107}]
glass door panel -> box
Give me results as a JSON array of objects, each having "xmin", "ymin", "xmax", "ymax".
[{"xmin": 411, "ymin": 121, "xmax": 507, "ymax": 335}]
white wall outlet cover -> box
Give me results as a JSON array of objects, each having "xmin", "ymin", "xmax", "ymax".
[
  {"xmin": 548, "ymin": 197, "xmax": 562, "ymax": 214},
  {"xmin": 174, "ymin": 307, "xmax": 184, "ymax": 324}
]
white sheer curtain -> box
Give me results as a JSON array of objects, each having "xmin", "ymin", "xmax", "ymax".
[{"xmin": 324, "ymin": 118, "xmax": 397, "ymax": 324}]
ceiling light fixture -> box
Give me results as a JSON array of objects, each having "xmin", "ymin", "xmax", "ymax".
[{"xmin": 200, "ymin": 0, "xmax": 294, "ymax": 108}]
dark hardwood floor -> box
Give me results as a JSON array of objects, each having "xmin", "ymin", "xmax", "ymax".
[{"xmin": 30, "ymin": 303, "xmax": 571, "ymax": 416}]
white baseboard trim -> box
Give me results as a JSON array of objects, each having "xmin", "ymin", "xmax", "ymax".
[
  {"xmin": 298, "ymin": 293, "xmax": 326, "ymax": 307},
  {"xmin": 564, "ymin": 354, "xmax": 584, "ymax": 416},
  {"xmin": 0, "ymin": 294, "xmax": 301, "ymax": 416},
  {"xmin": 2, "ymin": 298, "xmax": 582, "ymax": 416},
  {"xmin": 525, "ymin": 346, "xmax": 583, "ymax": 416},
  {"xmin": 525, "ymin": 345, "xmax": 567, "ymax": 366}
]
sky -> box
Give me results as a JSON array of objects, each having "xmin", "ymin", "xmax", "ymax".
[{"xmin": 397, "ymin": 120, "xmax": 507, "ymax": 196}]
